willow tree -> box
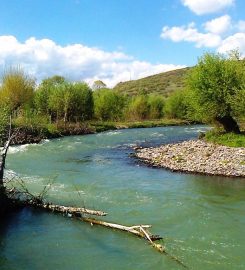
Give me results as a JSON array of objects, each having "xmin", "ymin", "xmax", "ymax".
[
  {"xmin": 187, "ymin": 51, "xmax": 245, "ymax": 133},
  {"xmin": 0, "ymin": 67, "xmax": 35, "ymax": 114}
]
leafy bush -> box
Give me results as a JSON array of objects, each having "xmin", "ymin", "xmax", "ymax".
[
  {"xmin": 94, "ymin": 89, "xmax": 125, "ymax": 121},
  {"xmin": 125, "ymin": 95, "xmax": 149, "ymax": 120},
  {"xmin": 0, "ymin": 67, "xmax": 35, "ymax": 113},
  {"xmin": 164, "ymin": 90, "xmax": 188, "ymax": 119},
  {"xmin": 148, "ymin": 95, "xmax": 165, "ymax": 119}
]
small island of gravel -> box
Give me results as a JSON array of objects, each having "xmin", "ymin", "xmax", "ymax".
[{"xmin": 136, "ymin": 140, "xmax": 245, "ymax": 178}]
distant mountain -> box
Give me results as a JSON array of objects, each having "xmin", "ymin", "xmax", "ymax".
[{"xmin": 114, "ymin": 67, "xmax": 191, "ymax": 96}]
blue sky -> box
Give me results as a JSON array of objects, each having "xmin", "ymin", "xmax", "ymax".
[{"xmin": 0, "ymin": 0, "xmax": 244, "ymax": 86}]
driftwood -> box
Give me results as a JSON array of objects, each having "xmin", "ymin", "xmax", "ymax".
[
  {"xmin": 6, "ymin": 188, "xmax": 107, "ymax": 217},
  {"xmin": 81, "ymin": 217, "xmax": 165, "ymax": 252},
  {"xmin": 81, "ymin": 217, "xmax": 187, "ymax": 268},
  {"xmin": 30, "ymin": 201, "xmax": 107, "ymax": 216}
]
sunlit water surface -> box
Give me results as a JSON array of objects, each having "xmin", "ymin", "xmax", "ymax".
[{"xmin": 1, "ymin": 126, "xmax": 245, "ymax": 270}]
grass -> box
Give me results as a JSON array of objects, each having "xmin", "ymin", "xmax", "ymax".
[
  {"xmin": 11, "ymin": 117, "xmax": 192, "ymax": 143},
  {"xmin": 89, "ymin": 118, "xmax": 192, "ymax": 132},
  {"xmin": 113, "ymin": 67, "xmax": 190, "ymax": 96},
  {"xmin": 204, "ymin": 130, "xmax": 245, "ymax": 147}
]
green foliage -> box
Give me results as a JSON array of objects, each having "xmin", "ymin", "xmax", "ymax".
[
  {"xmin": 94, "ymin": 89, "xmax": 125, "ymax": 121},
  {"xmin": 0, "ymin": 66, "xmax": 196, "ymax": 141},
  {"xmin": 42, "ymin": 75, "xmax": 66, "ymax": 86},
  {"xmin": 0, "ymin": 105, "xmax": 10, "ymax": 145},
  {"xmin": 114, "ymin": 68, "xmax": 189, "ymax": 96},
  {"xmin": 187, "ymin": 51, "xmax": 245, "ymax": 131},
  {"xmin": 72, "ymin": 82, "xmax": 94, "ymax": 120},
  {"xmin": 204, "ymin": 130, "xmax": 245, "ymax": 147},
  {"xmin": 122, "ymin": 118, "xmax": 189, "ymax": 128},
  {"xmin": 35, "ymin": 77, "xmax": 93, "ymax": 122},
  {"xmin": 89, "ymin": 121, "xmax": 117, "ymax": 132},
  {"xmin": 89, "ymin": 118, "xmax": 190, "ymax": 132},
  {"xmin": 14, "ymin": 109, "xmax": 50, "ymax": 130},
  {"xmin": 164, "ymin": 90, "xmax": 188, "ymax": 119},
  {"xmin": 34, "ymin": 76, "xmax": 66, "ymax": 115},
  {"xmin": 0, "ymin": 67, "xmax": 35, "ymax": 112},
  {"xmin": 230, "ymin": 86, "xmax": 245, "ymax": 117},
  {"xmin": 47, "ymin": 82, "xmax": 67, "ymax": 121},
  {"xmin": 125, "ymin": 95, "xmax": 149, "ymax": 120},
  {"xmin": 148, "ymin": 95, "xmax": 165, "ymax": 119}
]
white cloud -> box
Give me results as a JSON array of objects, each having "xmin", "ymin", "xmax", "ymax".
[
  {"xmin": 217, "ymin": 33, "xmax": 245, "ymax": 54},
  {"xmin": 161, "ymin": 23, "xmax": 221, "ymax": 48},
  {"xmin": 204, "ymin": 15, "xmax": 231, "ymax": 35},
  {"xmin": 237, "ymin": 20, "xmax": 245, "ymax": 32},
  {"xmin": 161, "ymin": 15, "xmax": 245, "ymax": 56},
  {"xmin": 0, "ymin": 35, "xmax": 185, "ymax": 87},
  {"xmin": 181, "ymin": 0, "xmax": 234, "ymax": 15}
]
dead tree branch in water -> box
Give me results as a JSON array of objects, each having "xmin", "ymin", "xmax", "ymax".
[
  {"xmin": 6, "ymin": 182, "xmax": 187, "ymax": 268},
  {"xmin": 6, "ymin": 181, "xmax": 107, "ymax": 217}
]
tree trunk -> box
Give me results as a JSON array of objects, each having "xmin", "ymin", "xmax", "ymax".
[
  {"xmin": 0, "ymin": 152, "xmax": 11, "ymax": 216},
  {"xmin": 0, "ymin": 156, "xmax": 4, "ymax": 186},
  {"xmin": 0, "ymin": 123, "xmax": 15, "ymax": 216},
  {"xmin": 216, "ymin": 115, "xmax": 240, "ymax": 133}
]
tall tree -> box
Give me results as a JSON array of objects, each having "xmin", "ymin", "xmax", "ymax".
[
  {"xmin": 0, "ymin": 67, "xmax": 35, "ymax": 113},
  {"xmin": 187, "ymin": 51, "xmax": 245, "ymax": 133},
  {"xmin": 72, "ymin": 82, "xmax": 94, "ymax": 121},
  {"xmin": 34, "ymin": 76, "xmax": 66, "ymax": 115},
  {"xmin": 94, "ymin": 89, "xmax": 125, "ymax": 120}
]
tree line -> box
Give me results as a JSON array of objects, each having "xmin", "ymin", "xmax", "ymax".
[
  {"xmin": 0, "ymin": 51, "xmax": 244, "ymax": 136},
  {"xmin": 0, "ymin": 70, "xmax": 181, "ymax": 125}
]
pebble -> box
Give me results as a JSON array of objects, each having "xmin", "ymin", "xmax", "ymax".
[{"xmin": 135, "ymin": 140, "xmax": 245, "ymax": 178}]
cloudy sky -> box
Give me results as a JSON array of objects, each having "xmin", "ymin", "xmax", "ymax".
[{"xmin": 0, "ymin": 0, "xmax": 244, "ymax": 87}]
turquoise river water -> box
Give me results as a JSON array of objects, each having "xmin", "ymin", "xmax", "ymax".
[{"xmin": 0, "ymin": 125, "xmax": 245, "ymax": 270}]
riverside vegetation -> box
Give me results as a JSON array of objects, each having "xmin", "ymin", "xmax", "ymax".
[
  {"xmin": 0, "ymin": 68, "xmax": 194, "ymax": 145},
  {"xmin": 136, "ymin": 51, "xmax": 245, "ymax": 177},
  {"xmin": 0, "ymin": 51, "xmax": 244, "ymax": 154}
]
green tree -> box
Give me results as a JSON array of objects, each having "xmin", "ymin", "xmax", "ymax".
[
  {"xmin": 34, "ymin": 76, "xmax": 66, "ymax": 115},
  {"xmin": 187, "ymin": 52, "xmax": 245, "ymax": 133},
  {"xmin": 148, "ymin": 95, "xmax": 165, "ymax": 119},
  {"xmin": 36, "ymin": 77, "xmax": 94, "ymax": 122},
  {"xmin": 0, "ymin": 105, "xmax": 10, "ymax": 145},
  {"xmin": 164, "ymin": 90, "xmax": 188, "ymax": 119},
  {"xmin": 126, "ymin": 95, "xmax": 149, "ymax": 120},
  {"xmin": 0, "ymin": 67, "xmax": 35, "ymax": 113},
  {"xmin": 94, "ymin": 89, "xmax": 125, "ymax": 121},
  {"xmin": 48, "ymin": 82, "xmax": 78, "ymax": 123},
  {"xmin": 72, "ymin": 82, "xmax": 94, "ymax": 121}
]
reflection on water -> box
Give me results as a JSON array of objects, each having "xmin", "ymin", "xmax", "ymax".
[{"xmin": 1, "ymin": 125, "xmax": 245, "ymax": 270}]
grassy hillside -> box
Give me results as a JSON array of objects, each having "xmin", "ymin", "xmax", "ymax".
[{"xmin": 114, "ymin": 67, "xmax": 191, "ymax": 96}]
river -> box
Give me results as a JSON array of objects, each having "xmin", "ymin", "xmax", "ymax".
[{"xmin": 1, "ymin": 125, "xmax": 245, "ymax": 270}]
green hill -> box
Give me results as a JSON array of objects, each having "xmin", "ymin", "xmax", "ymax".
[{"xmin": 114, "ymin": 67, "xmax": 191, "ymax": 96}]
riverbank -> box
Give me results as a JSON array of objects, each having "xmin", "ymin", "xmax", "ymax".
[
  {"xmin": 136, "ymin": 139, "xmax": 245, "ymax": 177},
  {"xmin": 11, "ymin": 119, "xmax": 193, "ymax": 145}
]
